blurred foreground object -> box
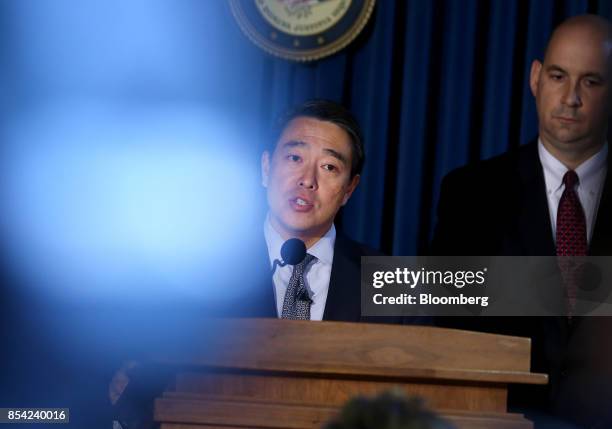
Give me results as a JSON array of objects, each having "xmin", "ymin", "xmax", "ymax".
[{"xmin": 323, "ymin": 389, "xmax": 454, "ymax": 429}]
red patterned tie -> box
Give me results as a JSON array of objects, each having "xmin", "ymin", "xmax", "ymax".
[{"xmin": 556, "ymin": 170, "xmax": 587, "ymax": 315}]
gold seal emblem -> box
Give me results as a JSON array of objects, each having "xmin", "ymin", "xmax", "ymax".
[
  {"xmin": 229, "ymin": 0, "xmax": 376, "ymax": 62},
  {"xmin": 256, "ymin": 0, "xmax": 351, "ymax": 36}
]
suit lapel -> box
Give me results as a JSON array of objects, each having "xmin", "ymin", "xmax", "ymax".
[
  {"xmin": 516, "ymin": 142, "xmax": 556, "ymax": 256},
  {"xmin": 247, "ymin": 236, "xmax": 278, "ymax": 318},
  {"xmin": 323, "ymin": 234, "xmax": 362, "ymax": 322},
  {"xmin": 589, "ymin": 156, "xmax": 612, "ymax": 255}
]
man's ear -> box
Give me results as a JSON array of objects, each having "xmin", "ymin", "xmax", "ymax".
[
  {"xmin": 530, "ymin": 59, "xmax": 542, "ymax": 97},
  {"xmin": 341, "ymin": 174, "xmax": 360, "ymax": 206},
  {"xmin": 261, "ymin": 151, "xmax": 270, "ymax": 188}
]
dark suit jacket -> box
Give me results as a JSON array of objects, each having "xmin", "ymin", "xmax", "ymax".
[
  {"xmin": 432, "ymin": 141, "xmax": 612, "ymax": 256},
  {"xmin": 431, "ymin": 141, "xmax": 612, "ymax": 428},
  {"xmin": 238, "ymin": 231, "xmax": 400, "ymax": 323}
]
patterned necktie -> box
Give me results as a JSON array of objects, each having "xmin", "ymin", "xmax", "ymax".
[
  {"xmin": 556, "ymin": 170, "xmax": 587, "ymax": 315},
  {"xmin": 281, "ymin": 253, "xmax": 316, "ymax": 320}
]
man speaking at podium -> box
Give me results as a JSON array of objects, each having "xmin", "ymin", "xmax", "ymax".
[
  {"xmin": 257, "ymin": 99, "xmax": 380, "ymax": 322},
  {"xmin": 112, "ymin": 100, "xmax": 396, "ymax": 428}
]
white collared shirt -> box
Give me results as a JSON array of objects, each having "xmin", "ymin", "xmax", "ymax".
[
  {"xmin": 263, "ymin": 215, "xmax": 335, "ymax": 320},
  {"xmin": 538, "ymin": 139, "xmax": 608, "ymax": 244}
]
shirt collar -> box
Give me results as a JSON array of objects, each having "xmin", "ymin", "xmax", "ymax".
[
  {"xmin": 263, "ymin": 214, "xmax": 335, "ymax": 267},
  {"xmin": 538, "ymin": 139, "xmax": 608, "ymax": 193}
]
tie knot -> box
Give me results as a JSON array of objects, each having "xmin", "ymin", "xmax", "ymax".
[
  {"xmin": 299, "ymin": 253, "xmax": 316, "ymax": 269},
  {"xmin": 563, "ymin": 170, "xmax": 579, "ymax": 189}
]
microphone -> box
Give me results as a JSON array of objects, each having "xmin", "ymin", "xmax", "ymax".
[
  {"xmin": 271, "ymin": 238, "xmax": 307, "ymax": 276},
  {"xmin": 281, "ymin": 238, "xmax": 307, "ymax": 265}
]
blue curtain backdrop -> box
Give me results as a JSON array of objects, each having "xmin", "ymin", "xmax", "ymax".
[{"xmin": 252, "ymin": 0, "xmax": 612, "ymax": 256}]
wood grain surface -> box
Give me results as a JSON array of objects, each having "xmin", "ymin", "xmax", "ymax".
[
  {"xmin": 153, "ymin": 318, "xmax": 547, "ymax": 384},
  {"xmin": 152, "ymin": 319, "xmax": 546, "ymax": 429}
]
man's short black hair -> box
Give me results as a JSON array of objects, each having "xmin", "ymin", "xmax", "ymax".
[{"xmin": 270, "ymin": 99, "xmax": 365, "ymax": 178}]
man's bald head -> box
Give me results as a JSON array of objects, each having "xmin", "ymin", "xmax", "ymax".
[
  {"xmin": 544, "ymin": 14, "xmax": 612, "ymax": 73},
  {"xmin": 530, "ymin": 14, "xmax": 612, "ymax": 169}
]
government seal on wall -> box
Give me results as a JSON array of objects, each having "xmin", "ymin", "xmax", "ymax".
[{"xmin": 229, "ymin": 0, "xmax": 376, "ymax": 62}]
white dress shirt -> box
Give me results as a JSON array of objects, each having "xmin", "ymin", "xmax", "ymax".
[
  {"xmin": 263, "ymin": 215, "xmax": 335, "ymax": 320},
  {"xmin": 538, "ymin": 139, "xmax": 607, "ymax": 244}
]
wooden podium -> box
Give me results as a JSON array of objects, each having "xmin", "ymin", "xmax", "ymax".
[{"xmin": 152, "ymin": 318, "xmax": 547, "ymax": 429}]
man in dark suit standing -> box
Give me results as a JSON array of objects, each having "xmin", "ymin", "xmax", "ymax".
[
  {"xmin": 432, "ymin": 15, "xmax": 612, "ymax": 428},
  {"xmin": 256, "ymin": 99, "xmax": 381, "ymax": 322}
]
